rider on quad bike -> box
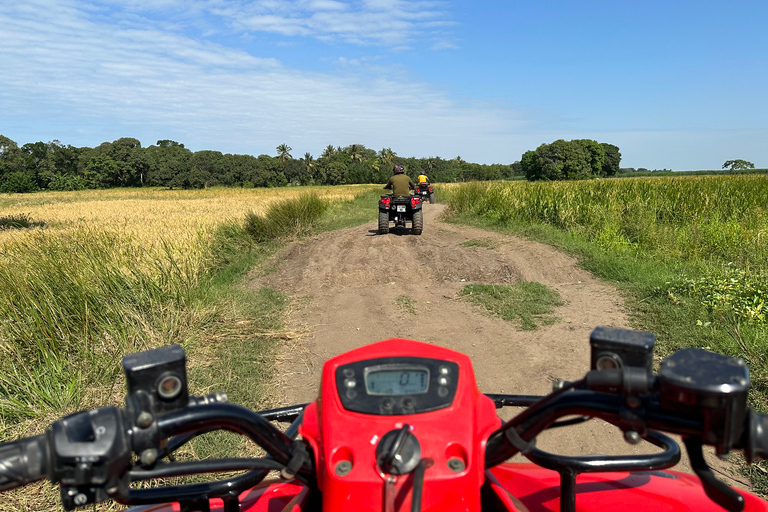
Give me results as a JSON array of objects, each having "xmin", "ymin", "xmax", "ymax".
[
  {"xmin": 416, "ymin": 171, "xmax": 435, "ymax": 203},
  {"xmin": 383, "ymin": 164, "xmax": 414, "ymax": 196},
  {"xmin": 380, "ymin": 165, "xmax": 423, "ymax": 235}
]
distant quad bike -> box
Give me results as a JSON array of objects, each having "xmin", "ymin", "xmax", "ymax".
[
  {"xmin": 378, "ymin": 194, "xmax": 423, "ymax": 235},
  {"xmin": 417, "ymin": 183, "xmax": 435, "ymax": 203}
]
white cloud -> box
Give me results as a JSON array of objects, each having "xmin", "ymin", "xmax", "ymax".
[
  {"xmin": 212, "ymin": 0, "xmax": 453, "ymax": 46},
  {"xmin": 431, "ymin": 41, "xmax": 458, "ymax": 50},
  {"xmin": 0, "ymin": 0, "xmax": 532, "ymax": 164}
]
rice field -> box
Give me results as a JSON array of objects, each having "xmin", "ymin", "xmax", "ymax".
[
  {"xmin": 444, "ymin": 175, "xmax": 768, "ymax": 408},
  {"xmin": 445, "ymin": 176, "xmax": 768, "ymax": 267},
  {"xmin": 0, "ymin": 185, "xmax": 371, "ymax": 429}
]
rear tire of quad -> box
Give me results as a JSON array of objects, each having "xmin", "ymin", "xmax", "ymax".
[
  {"xmin": 412, "ymin": 210, "xmax": 423, "ymax": 235},
  {"xmin": 378, "ymin": 211, "xmax": 389, "ymax": 234},
  {"xmin": 429, "ymin": 192, "xmax": 435, "ymax": 204}
]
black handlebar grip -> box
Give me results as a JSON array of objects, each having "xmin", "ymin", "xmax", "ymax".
[
  {"xmin": 746, "ymin": 412, "xmax": 768, "ymax": 464},
  {"xmin": 0, "ymin": 435, "xmax": 49, "ymax": 491}
]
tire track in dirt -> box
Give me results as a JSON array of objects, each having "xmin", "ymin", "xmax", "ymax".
[{"xmin": 246, "ymin": 202, "xmax": 748, "ymax": 488}]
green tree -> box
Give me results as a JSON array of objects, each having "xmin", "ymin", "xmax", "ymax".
[
  {"xmin": 302, "ymin": 152, "xmax": 316, "ymax": 183},
  {"xmin": 378, "ymin": 147, "xmax": 396, "ymax": 168},
  {"xmin": 722, "ymin": 159, "xmax": 755, "ymax": 171},
  {"xmin": 145, "ymin": 140, "xmax": 192, "ymax": 187},
  {"xmin": 276, "ymin": 144, "xmax": 293, "ymax": 163},
  {"xmin": 321, "ymin": 145, "xmax": 336, "ymax": 158},
  {"xmin": 186, "ymin": 150, "xmax": 225, "ymax": 188},
  {"xmin": 82, "ymin": 153, "xmax": 119, "ymax": 188},
  {"xmin": 0, "ymin": 135, "xmax": 23, "ymax": 178},
  {"xmin": 344, "ymin": 144, "xmax": 366, "ymax": 163},
  {"xmin": 600, "ymin": 143, "xmax": 621, "ymax": 177},
  {"xmin": 0, "ymin": 171, "xmax": 38, "ymax": 193},
  {"xmin": 320, "ymin": 161, "xmax": 348, "ymax": 185},
  {"xmin": 524, "ymin": 139, "xmax": 605, "ymax": 181}
]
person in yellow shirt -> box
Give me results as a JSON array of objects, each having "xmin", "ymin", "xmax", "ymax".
[{"xmin": 417, "ymin": 172, "xmax": 430, "ymax": 185}]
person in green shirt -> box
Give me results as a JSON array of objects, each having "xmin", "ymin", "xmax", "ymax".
[{"xmin": 383, "ymin": 165, "xmax": 414, "ymax": 196}]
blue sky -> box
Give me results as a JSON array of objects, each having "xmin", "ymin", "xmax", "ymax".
[{"xmin": 1, "ymin": 0, "xmax": 766, "ymax": 170}]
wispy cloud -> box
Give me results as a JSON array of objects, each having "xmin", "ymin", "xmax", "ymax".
[
  {"xmin": 211, "ymin": 0, "xmax": 453, "ymax": 46},
  {"xmin": 0, "ymin": 0, "xmax": 525, "ymax": 162}
]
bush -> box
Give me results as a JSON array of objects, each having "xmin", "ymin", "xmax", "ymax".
[
  {"xmin": 0, "ymin": 172, "xmax": 38, "ymax": 193},
  {"xmin": 0, "ymin": 213, "xmax": 44, "ymax": 230},
  {"xmin": 244, "ymin": 193, "xmax": 330, "ymax": 241},
  {"xmin": 48, "ymin": 173, "xmax": 86, "ymax": 191}
]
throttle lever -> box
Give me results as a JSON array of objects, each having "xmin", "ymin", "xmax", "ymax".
[{"xmin": 683, "ymin": 437, "xmax": 744, "ymax": 512}]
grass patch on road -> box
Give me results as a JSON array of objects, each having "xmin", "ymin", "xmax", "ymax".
[
  {"xmin": 461, "ymin": 238, "xmax": 498, "ymax": 249},
  {"xmin": 396, "ymin": 295, "xmax": 417, "ymax": 315},
  {"xmin": 461, "ymin": 282, "xmax": 563, "ymax": 330}
]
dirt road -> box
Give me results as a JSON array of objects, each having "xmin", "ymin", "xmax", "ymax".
[{"xmin": 248, "ymin": 202, "xmax": 747, "ymax": 487}]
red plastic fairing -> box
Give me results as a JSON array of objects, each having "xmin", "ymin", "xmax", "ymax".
[
  {"xmin": 380, "ymin": 196, "xmax": 391, "ymax": 207},
  {"xmin": 299, "ymin": 338, "xmax": 500, "ymax": 512},
  {"xmin": 489, "ymin": 463, "xmax": 768, "ymax": 512},
  {"xmin": 128, "ymin": 480, "xmax": 309, "ymax": 512},
  {"xmin": 410, "ymin": 197, "xmax": 421, "ymax": 206}
]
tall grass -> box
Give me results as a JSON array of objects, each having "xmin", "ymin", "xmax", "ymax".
[
  {"xmin": 446, "ymin": 176, "xmax": 768, "ymax": 267},
  {"xmin": 244, "ymin": 193, "xmax": 330, "ymax": 241},
  {"xmin": 0, "ymin": 227, "xmax": 201, "ymax": 422},
  {"xmin": 0, "ymin": 187, "xmax": 377, "ymax": 427},
  {"xmin": 443, "ymin": 176, "xmax": 768, "ymax": 409}
]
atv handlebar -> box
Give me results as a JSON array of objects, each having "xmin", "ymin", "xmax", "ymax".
[
  {"xmin": 2, "ymin": 340, "xmax": 768, "ymax": 511},
  {"xmin": 0, "ymin": 435, "xmax": 48, "ymax": 492}
]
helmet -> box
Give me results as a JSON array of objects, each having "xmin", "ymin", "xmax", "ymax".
[{"xmin": 393, "ymin": 164, "xmax": 404, "ymax": 174}]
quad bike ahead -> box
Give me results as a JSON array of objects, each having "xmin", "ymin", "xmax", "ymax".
[
  {"xmin": 416, "ymin": 183, "xmax": 435, "ymax": 204},
  {"xmin": 379, "ymin": 193, "xmax": 423, "ymax": 235},
  {"xmin": 3, "ymin": 326, "xmax": 768, "ymax": 512}
]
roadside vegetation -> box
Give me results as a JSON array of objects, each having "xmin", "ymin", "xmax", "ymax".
[
  {"xmin": 443, "ymin": 175, "xmax": 768, "ymax": 490},
  {"xmin": 0, "ymin": 186, "xmax": 380, "ymax": 510}
]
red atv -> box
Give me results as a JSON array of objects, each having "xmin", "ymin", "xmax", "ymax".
[
  {"xmin": 2, "ymin": 327, "xmax": 768, "ymax": 512},
  {"xmin": 379, "ymin": 194, "xmax": 424, "ymax": 235},
  {"xmin": 416, "ymin": 183, "xmax": 435, "ymax": 204}
]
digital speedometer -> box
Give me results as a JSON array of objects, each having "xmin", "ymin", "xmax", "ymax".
[
  {"xmin": 335, "ymin": 356, "xmax": 459, "ymax": 415},
  {"xmin": 365, "ymin": 367, "xmax": 429, "ymax": 395}
]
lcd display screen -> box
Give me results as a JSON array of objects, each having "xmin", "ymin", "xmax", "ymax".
[{"xmin": 365, "ymin": 368, "xmax": 429, "ymax": 395}]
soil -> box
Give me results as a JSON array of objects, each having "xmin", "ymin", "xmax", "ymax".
[{"xmin": 247, "ymin": 202, "xmax": 750, "ymax": 490}]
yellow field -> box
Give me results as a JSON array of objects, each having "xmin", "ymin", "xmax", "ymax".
[{"xmin": 0, "ymin": 185, "xmax": 368, "ymax": 250}]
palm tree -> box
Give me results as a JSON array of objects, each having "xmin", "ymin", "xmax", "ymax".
[
  {"xmin": 321, "ymin": 145, "xmax": 335, "ymax": 159},
  {"xmin": 303, "ymin": 152, "xmax": 315, "ymax": 176},
  {"xmin": 378, "ymin": 147, "xmax": 396, "ymax": 167},
  {"xmin": 345, "ymin": 144, "xmax": 364, "ymax": 163},
  {"xmin": 276, "ymin": 144, "xmax": 293, "ymax": 163}
]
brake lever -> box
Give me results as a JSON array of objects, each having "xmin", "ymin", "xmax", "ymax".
[{"xmin": 683, "ymin": 436, "xmax": 744, "ymax": 512}]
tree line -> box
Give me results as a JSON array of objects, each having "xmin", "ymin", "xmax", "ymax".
[
  {"xmin": 0, "ymin": 135, "xmax": 520, "ymax": 193},
  {"xmin": 0, "ymin": 134, "xmax": 636, "ymax": 193}
]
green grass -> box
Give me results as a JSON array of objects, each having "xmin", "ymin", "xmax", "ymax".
[
  {"xmin": 396, "ymin": 295, "xmax": 417, "ymax": 315},
  {"xmin": 0, "ymin": 186, "xmax": 381, "ymax": 509},
  {"xmin": 0, "ymin": 227, "xmax": 201, "ymax": 423},
  {"xmin": 461, "ymin": 238, "xmax": 498, "ymax": 249},
  {"xmin": 244, "ymin": 193, "xmax": 330, "ymax": 241},
  {"xmin": 243, "ymin": 187, "xmax": 382, "ymax": 242},
  {"xmin": 460, "ymin": 282, "xmax": 564, "ymax": 330},
  {"xmin": 0, "ymin": 213, "xmax": 45, "ymax": 230},
  {"xmin": 442, "ymin": 176, "xmax": 768, "ymax": 493}
]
